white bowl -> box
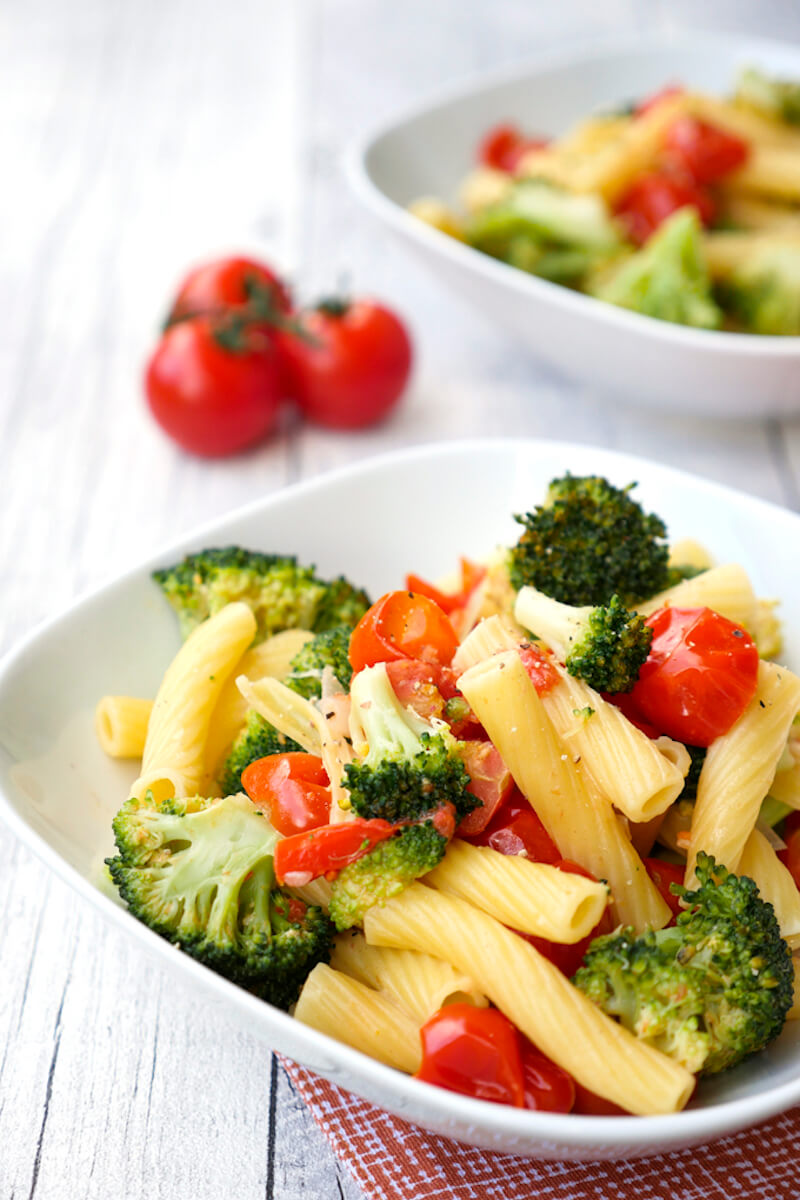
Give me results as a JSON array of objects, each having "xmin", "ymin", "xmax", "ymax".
[
  {"xmin": 1, "ymin": 439, "xmax": 800, "ymax": 1161},
  {"xmin": 349, "ymin": 32, "xmax": 800, "ymax": 417}
]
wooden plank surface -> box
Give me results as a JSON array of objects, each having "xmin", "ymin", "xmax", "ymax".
[{"xmin": 2, "ymin": 1, "xmax": 800, "ymax": 1197}]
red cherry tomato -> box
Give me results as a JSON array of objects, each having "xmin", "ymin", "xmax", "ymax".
[
  {"xmin": 664, "ymin": 116, "xmax": 749, "ymax": 184},
  {"xmin": 241, "ymin": 752, "xmax": 330, "ymax": 836},
  {"xmin": 466, "ymin": 791, "xmax": 560, "ymax": 863},
  {"xmin": 477, "ymin": 123, "xmax": 549, "ymax": 173},
  {"xmin": 416, "ymin": 1004, "xmax": 525, "ymax": 1106},
  {"xmin": 385, "ymin": 658, "xmax": 446, "ymax": 722},
  {"xmin": 273, "ymin": 818, "xmax": 396, "ymax": 885},
  {"xmin": 145, "ymin": 316, "xmax": 282, "ymax": 457},
  {"xmin": 635, "ymin": 84, "xmax": 684, "ymax": 118},
  {"xmin": 778, "ymin": 821, "xmax": 800, "ymax": 891},
  {"xmin": 601, "ymin": 689, "xmax": 662, "ymax": 739},
  {"xmin": 615, "ymin": 173, "xmax": 715, "ymax": 245},
  {"xmin": 519, "ymin": 1041, "xmax": 575, "ymax": 1113},
  {"xmin": 406, "ymin": 558, "xmax": 487, "ymax": 616},
  {"xmin": 572, "ymin": 1082, "xmax": 631, "ymax": 1116},
  {"xmin": 644, "ymin": 857, "xmax": 685, "ymax": 920},
  {"xmin": 167, "ymin": 255, "xmax": 292, "ymax": 326},
  {"xmin": 349, "ymin": 591, "xmax": 459, "ymax": 673},
  {"xmin": 629, "ymin": 607, "xmax": 759, "ymax": 747},
  {"xmin": 455, "ymin": 741, "xmax": 514, "ymax": 836},
  {"xmin": 277, "ymin": 299, "xmax": 412, "ymax": 429}
]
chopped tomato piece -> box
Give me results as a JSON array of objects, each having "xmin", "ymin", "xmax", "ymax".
[
  {"xmin": 477, "ymin": 123, "xmax": 549, "ymax": 173},
  {"xmin": 455, "ymin": 741, "xmax": 514, "ymax": 836},
  {"xmin": 664, "ymin": 116, "xmax": 749, "ymax": 184},
  {"xmin": 273, "ymin": 818, "xmax": 396, "ymax": 886},
  {"xmin": 385, "ymin": 659, "xmax": 446, "ymax": 722},
  {"xmin": 778, "ymin": 823, "xmax": 800, "ymax": 891},
  {"xmin": 349, "ymin": 591, "xmax": 459, "ymax": 673},
  {"xmin": 520, "ymin": 1040, "xmax": 575, "ymax": 1113},
  {"xmin": 465, "ymin": 791, "xmax": 560, "ymax": 863},
  {"xmin": 629, "ymin": 607, "xmax": 759, "ymax": 747},
  {"xmin": 405, "ymin": 558, "xmax": 488, "ymax": 616},
  {"xmin": 615, "ymin": 170, "xmax": 715, "ymax": 244},
  {"xmin": 572, "ymin": 1082, "xmax": 632, "ymax": 1116},
  {"xmin": 644, "ymin": 857, "xmax": 685, "ymax": 920},
  {"xmin": 416, "ymin": 1004, "xmax": 525, "ymax": 1106},
  {"xmin": 242, "ymin": 752, "xmax": 330, "ymax": 836},
  {"xmin": 517, "ymin": 643, "xmax": 560, "ymax": 696}
]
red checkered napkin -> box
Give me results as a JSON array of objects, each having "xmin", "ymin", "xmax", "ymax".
[{"xmin": 283, "ymin": 1059, "xmax": 800, "ymax": 1200}]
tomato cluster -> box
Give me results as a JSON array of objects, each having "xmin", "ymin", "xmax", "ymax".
[{"xmin": 145, "ymin": 256, "xmax": 413, "ymax": 456}]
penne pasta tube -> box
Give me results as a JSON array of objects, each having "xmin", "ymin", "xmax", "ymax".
[
  {"xmin": 686, "ymin": 661, "xmax": 800, "ymax": 885},
  {"xmin": 331, "ymin": 931, "xmax": 487, "ymax": 1023},
  {"xmin": 425, "ymin": 839, "xmax": 608, "ymax": 943},
  {"xmin": 637, "ymin": 563, "xmax": 757, "ymax": 632},
  {"xmin": 458, "ymin": 652, "xmax": 670, "ymax": 931},
  {"xmin": 294, "ymin": 963, "xmax": 422, "ymax": 1074},
  {"xmin": 738, "ymin": 828, "xmax": 800, "ymax": 950},
  {"xmin": 729, "ymin": 145, "xmax": 800, "ymax": 201},
  {"xmin": 95, "ymin": 696, "xmax": 152, "ymax": 758},
  {"xmin": 131, "ymin": 603, "xmax": 257, "ymax": 802},
  {"xmin": 364, "ymin": 884, "xmax": 694, "ymax": 1114}
]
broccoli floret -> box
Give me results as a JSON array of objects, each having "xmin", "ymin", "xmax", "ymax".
[
  {"xmin": 218, "ymin": 710, "xmax": 303, "ymax": 796},
  {"xmin": 152, "ymin": 546, "xmax": 370, "ymax": 642},
  {"xmin": 515, "ymin": 588, "xmax": 652, "ymax": 693},
  {"xmin": 106, "ymin": 790, "xmax": 333, "ymax": 1009},
  {"xmin": 589, "ymin": 208, "xmax": 723, "ymax": 329},
  {"xmin": 285, "ymin": 624, "xmax": 353, "ymax": 699},
  {"xmin": 735, "ymin": 66, "xmax": 800, "ymax": 125},
  {"xmin": 508, "ymin": 474, "xmax": 670, "ymax": 607},
  {"xmin": 719, "ymin": 243, "xmax": 800, "ymax": 336},
  {"xmin": 328, "ymin": 823, "xmax": 446, "ymax": 931},
  {"xmin": 344, "ymin": 663, "xmax": 476, "ymax": 825},
  {"xmin": 573, "ymin": 852, "xmax": 793, "ymax": 1075}
]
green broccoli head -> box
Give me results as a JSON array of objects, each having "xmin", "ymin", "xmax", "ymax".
[
  {"xmin": 344, "ymin": 663, "xmax": 476, "ymax": 825},
  {"xmin": 509, "ymin": 474, "xmax": 670, "ymax": 607},
  {"xmin": 590, "ymin": 207, "xmax": 723, "ymax": 329},
  {"xmin": 217, "ymin": 709, "xmax": 303, "ymax": 797},
  {"xmin": 328, "ymin": 823, "xmax": 447, "ymax": 931},
  {"xmin": 719, "ymin": 243, "xmax": 800, "ymax": 336},
  {"xmin": 285, "ymin": 624, "xmax": 354, "ymax": 699},
  {"xmin": 573, "ymin": 852, "xmax": 793, "ymax": 1075},
  {"xmin": 152, "ymin": 546, "xmax": 370, "ymax": 642},
  {"xmin": 107, "ymin": 790, "xmax": 333, "ymax": 1009},
  {"xmin": 735, "ymin": 66, "xmax": 800, "ymax": 125},
  {"xmin": 515, "ymin": 587, "xmax": 652, "ymax": 693}
]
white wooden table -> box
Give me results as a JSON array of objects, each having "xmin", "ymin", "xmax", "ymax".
[{"xmin": 3, "ymin": 2, "xmax": 800, "ymax": 1196}]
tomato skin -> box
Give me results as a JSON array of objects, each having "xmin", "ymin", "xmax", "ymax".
[
  {"xmin": 520, "ymin": 1042, "xmax": 575, "ymax": 1113},
  {"xmin": 273, "ymin": 818, "xmax": 396, "ymax": 885},
  {"xmin": 145, "ymin": 316, "xmax": 282, "ymax": 457},
  {"xmin": 241, "ymin": 753, "xmax": 330, "ymax": 836},
  {"xmin": 664, "ymin": 116, "xmax": 749, "ymax": 184},
  {"xmin": 615, "ymin": 173, "xmax": 715, "ymax": 244},
  {"xmin": 778, "ymin": 825, "xmax": 800, "ymax": 891},
  {"xmin": 629, "ymin": 607, "xmax": 759, "ymax": 747},
  {"xmin": 416, "ymin": 1004, "xmax": 525, "ymax": 1106},
  {"xmin": 465, "ymin": 792, "xmax": 560, "ymax": 863},
  {"xmin": 572, "ymin": 1083, "xmax": 631, "ymax": 1116},
  {"xmin": 517, "ymin": 644, "xmax": 561, "ymax": 696},
  {"xmin": 478, "ymin": 123, "xmax": 549, "ymax": 172},
  {"xmin": 349, "ymin": 591, "xmax": 459, "ymax": 673},
  {"xmin": 278, "ymin": 300, "xmax": 412, "ymax": 429},
  {"xmin": 644, "ymin": 857, "xmax": 685, "ymax": 921},
  {"xmin": 455, "ymin": 741, "xmax": 514, "ymax": 836},
  {"xmin": 167, "ymin": 255, "xmax": 292, "ymax": 326},
  {"xmin": 406, "ymin": 558, "xmax": 487, "ymax": 617}
]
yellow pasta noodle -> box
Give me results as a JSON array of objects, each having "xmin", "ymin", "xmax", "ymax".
[
  {"xmin": 131, "ymin": 602, "xmax": 257, "ymax": 802},
  {"xmin": 95, "ymin": 696, "xmax": 152, "ymax": 758},
  {"xmin": 294, "ymin": 963, "xmax": 422, "ymax": 1073},
  {"xmin": 331, "ymin": 931, "xmax": 487, "ymax": 1023},
  {"xmin": 364, "ymin": 884, "xmax": 694, "ymax": 1114},
  {"xmin": 425, "ymin": 839, "xmax": 608, "ymax": 943},
  {"xmin": 738, "ymin": 828, "xmax": 800, "ymax": 950},
  {"xmin": 637, "ymin": 563, "xmax": 757, "ymax": 631},
  {"xmin": 457, "ymin": 651, "xmax": 670, "ymax": 931},
  {"xmin": 686, "ymin": 661, "xmax": 800, "ymax": 885}
]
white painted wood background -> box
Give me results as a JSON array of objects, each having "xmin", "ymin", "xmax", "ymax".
[{"xmin": 2, "ymin": 2, "xmax": 800, "ymax": 1197}]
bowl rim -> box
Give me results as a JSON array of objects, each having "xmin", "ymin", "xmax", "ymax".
[
  {"xmin": 2, "ymin": 436, "xmax": 800, "ymax": 1156},
  {"xmin": 348, "ymin": 27, "xmax": 800, "ymax": 355}
]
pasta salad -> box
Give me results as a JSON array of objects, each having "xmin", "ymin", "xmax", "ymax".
[
  {"xmin": 409, "ymin": 67, "xmax": 800, "ymax": 335},
  {"xmin": 96, "ymin": 474, "xmax": 800, "ymax": 1117}
]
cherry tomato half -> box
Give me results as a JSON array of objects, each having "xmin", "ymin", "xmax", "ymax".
[
  {"xmin": 241, "ymin": 752, "xmax": 330, "ymax": 836},
  {"xmin": 145, "ymin": 315, "xmax": 282, "ymax": 457},
  {"xmin": 465, "ymin": 791, "xmax": 560, "ymax": 863},
  {"xmin": 277, "ymin": 299, "xmax": 412, "ymax": 429},
  {"xmin": 406, "ymin": 558, "xmax": 487, "ymax": 616},
  {"xmin": 615, "ymin": 173, "xmax": 715, "ymax": 245},
  {"xmin": 477, "ymin": 123, "xmax": 549, "ymax": 173},
  {"xmin": 664, "ymin": 116, "xmax": 749, "ymax": 185},
  {"xmin": 644, "ymin": 857, "xmax": 685, "ymax": 921},
  {"xmin": 629, "ymin": 607, "xmax": 759, "ymax": 747},
  {"xmin": 520, "ymin": 1041, "xmax": 575, "ymax": 1113},
  {"xmin": 349, "ymin": 591, "xmax": 460, "ymax": 673},
  {"xmin": 778, "ymin": 814, "xmax": 800, "ymax": 891},
  {"xmin": 572, "ymin": 1082, "xmax": 631, "ymax": 1116},
  {"xmin": 273, "ymin": 818, "xmax": 396, "ymax": 886},
  {"xmin": 455, "ymin": 741, "xmax": 514, "ymax": 836},
  {"xmin": 385, "ymin": 659, "xmax": 446, "ymax": 723},
  {"xmin": 167, "ymin": 255, "xmax": 292, "ymax": 327},
  {"xmin": 416, "ymin": 1004, "xmax": 525, "ymax": 1106}
]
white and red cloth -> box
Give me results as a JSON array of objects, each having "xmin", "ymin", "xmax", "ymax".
[{"xmin": 283, "ymin": 1059, "xmax": 800, "ymax": 1199}]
